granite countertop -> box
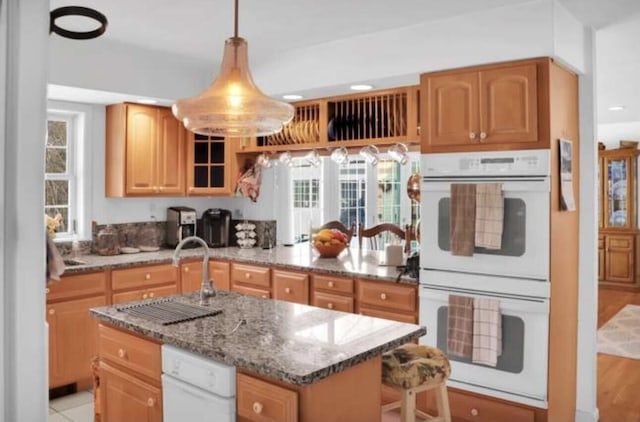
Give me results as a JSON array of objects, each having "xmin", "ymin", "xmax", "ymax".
[
  {"xmin": 91, "ymin": 291, "xmax": 425, "ymax": 385},
  {"xmin": 64, "ymin": 243, "xmax": 417, "ymax": 285}
]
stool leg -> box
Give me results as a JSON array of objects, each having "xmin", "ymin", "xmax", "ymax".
[
  {"xmin": 434, "ymin": 383, "xmax": 451, "ymax": 422},
  {"xmin": 400, "ymin": 388, "xmax": 416, "ymax": 422}
]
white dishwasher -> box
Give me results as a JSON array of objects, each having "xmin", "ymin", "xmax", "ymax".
[{"xmin": 162, "ymin": 345, "xmax": 236, "ymax": 422}]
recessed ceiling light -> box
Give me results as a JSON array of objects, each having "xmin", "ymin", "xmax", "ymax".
[
  {"xmin": 137, "ymin": 99, "xmax": 158, "ymax": 105},
  {"xmin": 282, "ymin": 94, "xmax": 303, "ymax": 100},
  {"xmin": 350, "ymin": 84, "xmax": 373, "ymax": 91},
  {"xmin": 608, "ymin": 105, "xmax": 625, "ymax": 111}
]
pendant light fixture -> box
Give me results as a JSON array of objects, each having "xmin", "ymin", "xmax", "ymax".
[{"xmin": 172, "ymin": 0, "xmax": 294, "ymax": 137}]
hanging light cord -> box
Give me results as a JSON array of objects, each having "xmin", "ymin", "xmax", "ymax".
[{"xmin": 234, "ymin": 0, "xmax": 239, "ymax": 38}]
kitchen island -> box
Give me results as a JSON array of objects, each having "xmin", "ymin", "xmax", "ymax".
[{"xmin": 91, "ymin": 290, "xmax": 425, "ymax": 422}]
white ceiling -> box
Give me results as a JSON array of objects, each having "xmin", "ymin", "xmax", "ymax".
[{"xmin": 48, "ymin": 0, "xmax": 640, "ymax": 125}]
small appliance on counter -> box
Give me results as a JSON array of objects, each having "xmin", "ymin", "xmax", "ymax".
[
  {"xmin": 200, "ymin": 208, "xmax": 231, "ymax": 248},
  {"xmin": 166, "ymin": 206, "xmax": 197, "ymax": 248}
]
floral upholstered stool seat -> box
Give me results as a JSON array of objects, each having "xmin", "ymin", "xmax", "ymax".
[{"xmin": 381, "ymin": 344, "xmax": 452, "ymax": 422}]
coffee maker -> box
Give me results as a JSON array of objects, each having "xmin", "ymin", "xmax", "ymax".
[
  {"xmin": 200, "ymin": 208, "xmax": 231, "ymax": 248},
  {"xmin": 166, "ymin": 206, "xmax": 197, "ymax": 247}
]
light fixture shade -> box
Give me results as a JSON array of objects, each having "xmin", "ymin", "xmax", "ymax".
[{"xmin": 172, "ymin": 37, "xmax": 294, "ymax": 137}]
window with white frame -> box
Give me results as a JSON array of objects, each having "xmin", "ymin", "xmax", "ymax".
[
  {"xmin": 290, "ymin": 160, "xmax": 322, "ymax": 242},
  {"xmin": 45, "ymin": 111, "xmax": 81, "ymax": 238}
]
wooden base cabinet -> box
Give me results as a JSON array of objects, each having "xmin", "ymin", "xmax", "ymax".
[
  {"xmin": 47, "ymin": 271, "xmax": 107, "ymax": 390},
  {"xmin": 599, "ymin": 232, "xmax": 638, "ymax": 289},
  {"xmin": 422, "ymin": 387, "xmax": 546, "ymax": 422},
  {"xmin": 180, "ymin": 260, "xmax": 231, "ymax": 293},
  {"xmin": 99, "ymin": 361, "xmax": 162, "ymax": 422}
]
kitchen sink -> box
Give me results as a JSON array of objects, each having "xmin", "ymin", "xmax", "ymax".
[
  {"xmin": 116, "ymin": 298, "xmax": 222, "ymax": 325},
  {"xmin": 63, "ymin": 258, "xmax": 86, "ymax": 266}
]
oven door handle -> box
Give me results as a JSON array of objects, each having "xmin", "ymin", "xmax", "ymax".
[
  {"xmin": 419, "ymin": 286, "xmax": 549, "ymax": 313},
  {"xmin": 420, "ymin": 178, "xmax": 549, "ymax": 193}
]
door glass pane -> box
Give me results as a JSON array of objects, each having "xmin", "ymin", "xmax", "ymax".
[
  {"xmin": 608, "ymin": 159, "xmax": 628, "ymax": 227},
  {"xmin": 47, "ymin": 121, "xmax": 67, "ymax": 146},
  {"xmin": 211, "ymin": 142, "xmax": 224, "ymax": 163},
  {"xmin": 436, "ymin": 306, "xmax": 524, "ymax": 373},
  {"xmin": 45, "ymin": 148, "xmax": 67, "ymax": 173},
  {"xmin": 194, "ymin": 142, "xmax": 208, "ymax": 164},
  {"xmin": 210, "ymin": 166, "xmax": 224, "ymax": 187},
  {"xmin": 194, "ymin": 166, "xmax": 208, "ymax": 187},
  {"xmin": 45, "ymin": 180, "xmax": 69, "ymax": 206},
  {"xmin": 437, "ymin": 198, "xmax": 526, "ymax": 256}
]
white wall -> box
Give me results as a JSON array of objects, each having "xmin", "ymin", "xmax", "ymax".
[
  {"xmin": 49, "ymin": 37, "xmax": 210, "ymax": 100},
  {"xmin": 2, "ymin": 0, "xmax": 49, "ymax": 420},
  {"xmin": 598, "ymin": 121, "xmax": 640, "ymax": 149},
  {"xmin": 553, "ymin": 1, "xmax": 588, "ymax": 73}
]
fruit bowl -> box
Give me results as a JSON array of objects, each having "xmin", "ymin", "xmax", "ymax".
[
  {"xmin": 312, "ymin": 241, "xmax": 348, "ymax": 258},
  {"xmin": 311, "ymin": 228, "xmax": 349, "ymax": 258}
]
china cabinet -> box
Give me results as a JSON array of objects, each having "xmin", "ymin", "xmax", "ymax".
[{"xmin": 598, "ymin": 147, "xmax": 640, "ymax": 289}]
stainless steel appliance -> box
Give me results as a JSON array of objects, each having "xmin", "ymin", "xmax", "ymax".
[
  {"xmin": 162, "ymin": 345, "xmax": 235, "ymax": 422},
  {"xmin": 419, "ymin": 149, "xmax": 551, "ymax": 408},
  {"xmin": 201, "ymin": 208, "xmax": 231, "ymax": 248},
  {"xmin": 166, "ymin": 206, "xmax": 197, "ymax": 247}
]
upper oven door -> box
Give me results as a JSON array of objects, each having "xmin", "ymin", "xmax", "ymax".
[{"xmin": 420, "ymin": 177, "xmax": 549, "ymax": 280}]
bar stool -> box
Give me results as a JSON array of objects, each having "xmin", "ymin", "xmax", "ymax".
[{"xmin": 382, "ymin": 344, "xmax": 452, "ymax": 422}]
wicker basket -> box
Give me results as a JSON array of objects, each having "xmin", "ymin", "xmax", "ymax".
[{"xmin": 620, "ymin": 140, "xmax": 638, "ymax": 149}]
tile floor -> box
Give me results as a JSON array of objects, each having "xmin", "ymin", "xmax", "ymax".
[{"xmin": 49, "ymin": 390, "xmax": 94, "ymax": 422}]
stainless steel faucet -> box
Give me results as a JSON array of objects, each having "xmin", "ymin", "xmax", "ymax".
[{"xmin": 172, "ymin": 236, "xmax": 216, "ymax": 305}]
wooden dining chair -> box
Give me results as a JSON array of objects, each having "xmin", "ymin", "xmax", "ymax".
[
  {"xmin": 318, "ymin": 220, "xmax": 356, "ymax": 243},
  {"xmin": 358, "ymin": 223, "xmax": 412, "ymax": 253}
]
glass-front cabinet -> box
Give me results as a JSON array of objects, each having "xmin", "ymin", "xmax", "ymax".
[{"xmin": 599, "ymin": 148, "xmax": 638, "ymax": 230}]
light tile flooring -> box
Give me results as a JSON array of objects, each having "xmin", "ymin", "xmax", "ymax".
[{"xmin": 49, "ymin": 390, "xmax": 94, "ymax": 422}]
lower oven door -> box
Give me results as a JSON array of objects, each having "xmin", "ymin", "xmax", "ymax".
[{"xmin": 418, "ymin": 284, "xmax": 549, "ymax": 408}]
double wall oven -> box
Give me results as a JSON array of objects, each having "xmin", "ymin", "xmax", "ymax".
[{"xmin": 419, "ymin": 149, "xmax": 551, "ymax": 408}]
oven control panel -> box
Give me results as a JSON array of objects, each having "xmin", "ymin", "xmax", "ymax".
[{"xmin": 422, "ymin": 149, "xmax": 550, "ymax": 178}]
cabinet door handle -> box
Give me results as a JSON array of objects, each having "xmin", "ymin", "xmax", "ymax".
[
  {"xmin": 45, "ymin": 288, "xmax": 50, "ymax": 294},
  {"xmin": 479, "ymin": 132, "xmax": 487, "ymax": 141},
  {"xmin": 380, "ymin": 293, "xmax": 387, "ymax": 300},
  {"xmin": 184, "ymin": 267, "xmax": 190, "ymax": 272},
  {"xmin": 285, "ymin": 287, "xmax": 291, "ymax": 294},
  {"xmin": 252, "ymin": 401, "xmax": 264, "ymax": 414},
  {"xmin": 327, "ymin": 303, "xmax": 334, "ymax": 309},
  {"xmin": 245, "ymin": 273, "xmax": 251, "ymax": 279},
  {"xmin": 147, "ymin": 398, "xmax": 155, "ymax": 407},
  {"xmin": 48, "ymin": 309, "xmax": 55, "ymax": 315},
  {"xmin": 328, "ymin": 281, "xmax": 335, "ymax": 288},
  {"xmin": 142, "ymin": 293, "xmax": 148, "ymax": 299},
  {"xmin": 471, "ymin": 408, "xmax": 479, "ymax": 416},
  {"xmin": 145, "ymin": 273, "xmax": 151, "ymax": 280},
  {"xmin": 261, "ymin": 294, "xmax": 267, "ymax": 299},
  {"xmin": 118, "ymin": 348, "xmax": 127, "ymax": 359},
  {"xmin": 469, "ymin": 132, "xmax": 477, "ymax": 140},
  {"xmin": 149, "ymin": 292, "xmax": 155, "ymax": 298}
]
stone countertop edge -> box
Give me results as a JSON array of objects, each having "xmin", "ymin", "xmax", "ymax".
[
  {"xmin": 90, "ymin": 292, "xmax": 426, "ymax": 386},
  {"xmin": 64, "ymin": 244, "xmax": 418, "ymax": 285}
]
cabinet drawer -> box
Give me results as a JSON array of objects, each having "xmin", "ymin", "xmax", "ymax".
[
  {"xmin": 98, "ymin": 324, "xmax": 161, "ymax": 382},
  {"xmin": 112, "ymin": 284, "xmax": 178, "ymax": 305},
  {"xmin": 446, "ymin": 390, "xmax": 535, "ymax": 422},
  {"xmin": 47, "ymin": 271, "xmax": 106, "ymax": 302},
  {"xmin": 357, "ymin": 279, "xmax": 416, "ymax": 313},
  {"xmin": 311, "ymin": 274, "xmax": 354, "ymax": 295},
  {"xmin": 237, "ymin": 373, "xmax": 298, "ymax": 422},
  {"xmin": 231, "ymin": 263, "xmax": 270, "ymax": 288},
  {"xmin": 112, "ymin": 264, "xmax": 177, "ymax": 291},
  {"xmin": 232, "ymin": 284, "xmax": 271, "ymax": 299},
  {"xmin": 273, "ymin": 270, "xmax": 309, "ymax": 305},
  {"xmin": 312, "ymin": 291, "xmax": 354, "ymax": 313},
  {"xmin": 359, "ymin": 306, "xmax": 416, "ymax": 323}
]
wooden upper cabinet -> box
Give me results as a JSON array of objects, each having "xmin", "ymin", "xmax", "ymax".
[
  {"xmin": 186, "ymin": 134, "xmax": 232, "ymax": 195},
  {"xmin": 421, "ymin": 58, "xmax": 549, "ymax": 153},
  {"xmin": 425, "ymin": 71, "xmax": 479, "ymax": 147},
  {"xmin": 479, "ymin": 64, "xmax": 538, "ymax": 145},
  {"xmin": 106, "ymin": 103, "xmax": 186, "ymax": 197}
]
